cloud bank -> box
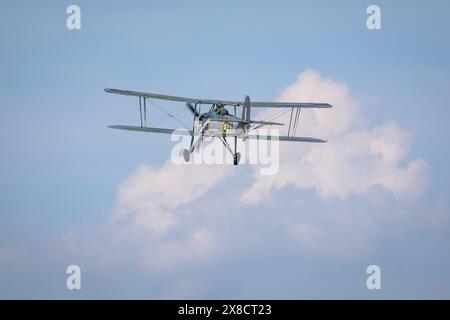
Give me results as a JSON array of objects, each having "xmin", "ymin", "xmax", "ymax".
[
  {"xmin": 59, "ymin": 70, "xmax": 448, "ymax": 298},
  {"xmin": 242, "ymin": 70, "xmax": 429, "ymax": 203},
  {"xmin": 85, "ymin": 70, "xmax": 433, "ymax": 269}
]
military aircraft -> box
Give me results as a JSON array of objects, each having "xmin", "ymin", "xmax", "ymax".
[{"xmin": 105, "ymin": 88, "xmax": 333, "ymax": 165}]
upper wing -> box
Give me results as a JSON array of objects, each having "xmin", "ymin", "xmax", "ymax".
[
  {"xmin": 249, "ymin": 102, "xmax": 332, "ymax": 109},
  {"xmin": 105, "ymin": 88, "xmax": 243, "ymax": 106},
  {"xmin": 105, "ymin": 88, "xmax": 333, "ymax": 108}
]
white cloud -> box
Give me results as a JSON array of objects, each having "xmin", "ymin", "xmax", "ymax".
[
  {"xmin": 427, "ymin": 192, "xmax": 450, "ymax": 231},
  {"xmin": 141, "ymin": 229, "xmax": 219, "ymax": 272},
  {"xmin": 286, "ymin": 223, "xmax": 323, "ymax": 248},
  {"xmin": 113, "ymin": 161, "xmax": 232, "ymax": 235},
  {"xmin": 242, "ymin": 70, "xmax": 429, "ymax": 203},
  {"xmin": 62, "ymin": 160, "xmax": 233, "ymax": 274}
]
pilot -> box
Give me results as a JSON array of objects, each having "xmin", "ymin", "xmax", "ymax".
[{"xmin": 216, "ymin": 105, "xmax": 229, "ymax": 116}]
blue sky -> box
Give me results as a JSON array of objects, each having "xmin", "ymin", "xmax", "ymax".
[{"xmin": 1, "ymin": 0, "xmax": 450, "ymax": 299}]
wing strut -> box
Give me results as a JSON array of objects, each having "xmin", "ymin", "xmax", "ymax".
[
  {"xmin": 287, "ymin": 107, "xmax": 302, "ymax": 138},
  {"xmin": 139, "ymin": 97, "xmax": 143, "ymax": 127},
  {"xmin": 144, "ymin": 97, "xmax": 147, "ymax": 127},
  {"xmin": 138, "ymin": 97, "xmax": 148, "ymax": 128}
]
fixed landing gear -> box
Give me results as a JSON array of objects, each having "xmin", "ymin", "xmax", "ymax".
[
  {"xmin": 183, "ymin": 149, "xmax": 191, "ymax": 162},
  {"xmin": 184, "ymin": 146, "xmax": 241, "ymax": 165},
  {"xmin": 221, "ymin": 136, "xmax": 240, "ymax": 166},
  {"xmin": 232, "ymin": 135, "xmax": 240, "ymax": 165},
  {"xmin": 233, "ymin": 152, "xmax": 241, "ymax": 165},
  {"xmin": 183, "ymin": 134, "xmax": 241, "ymax": 165},
  {"xmin": 183, "ymin": 134, "xmax": 204, "ymax": 163}
]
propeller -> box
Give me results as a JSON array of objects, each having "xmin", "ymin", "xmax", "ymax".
[{"xmin": 186, "ymin": 103, "xmax": 199, "ymax": 152}]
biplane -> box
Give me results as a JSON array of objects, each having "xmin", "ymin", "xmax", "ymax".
[{"xmin": 105, "ymin": 88, "xmax": 333, "ymax": 165}]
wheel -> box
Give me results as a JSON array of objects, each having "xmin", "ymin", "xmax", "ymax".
[
  {"xmin": 183, "ymin": 149, "xmax": 190, "ymax": 163},
  {"xmin": 233, "ymin": 152, "xmax": 241, "ymax": 165}
]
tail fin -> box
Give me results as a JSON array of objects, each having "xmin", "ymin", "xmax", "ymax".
[{"xmin": 242, "ymin": 95, "xmax": 251, "ymax": 129}]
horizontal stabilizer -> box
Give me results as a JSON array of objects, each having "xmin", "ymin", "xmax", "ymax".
[
  {"xmin": 250, "ymin": 120, "xmax": 283, "ymax": 126},
  {"xmin": 247, "ymin": 135, "xmax": 327, "ymax": 143}
]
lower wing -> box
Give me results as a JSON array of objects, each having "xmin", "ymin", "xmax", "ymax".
[
  {"xmin": 108, "ymin": 125, "xmax": 193, "ymax": 136},
  {"xmin": 109, "ymin": 125, "xmax": 326, "ymax": 142},
  {"xmin": 108, "ymin": 125, "xmax": 240, "ymax": 137}
]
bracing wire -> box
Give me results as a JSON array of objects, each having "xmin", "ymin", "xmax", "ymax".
[
  {"xmin": 151, "ymin": 106, "xmax": 187, "ymax": 126},
  {"xmin": 249, "ymin": 108, "xmax": 291, "ymax": 132},
  {"xmin": 147, "ymin": 100, "xmax": 190, "ymax": 129}
]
